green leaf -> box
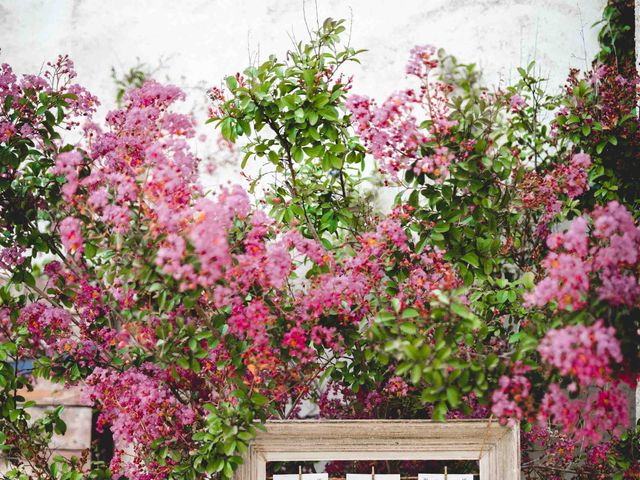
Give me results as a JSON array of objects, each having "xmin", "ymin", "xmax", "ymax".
[
  {"xmin": 84, "ymin": 242, "xmax": 97, "ymax": 260},
  {"xmin": 461, "ymin": 252, "xmax": 480, "ymax": 269},
  {"xmin": 411, "ymin": 365, "xmax": 422, "ymax": 384},
  {"xmin": 446, "ymin": 386, "xmax": 460, "ymax": 407},
  {"xmin": 375, "ymin": 311, "xmax": 395, "ymax": 324},
  {"xmin": 225, "ymin": 76, "xmax": 238, "ymax": 91},
  {"xmin": 400, "ymin": 323, "xmax": 418, "ymax": 335},
  {"xmin": 401, "ymin": 308, "xmax": 420, "ymax": 319},
  {"xmin": 522, "ymin": 271, "xmax": 535, "ymax": 289}
]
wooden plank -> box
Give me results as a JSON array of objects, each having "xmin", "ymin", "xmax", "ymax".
[{"xmin": 235, "ymin": 420, "xmax": 519, "ymax": 480}]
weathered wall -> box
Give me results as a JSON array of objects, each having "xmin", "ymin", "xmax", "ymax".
[{"xmin": 1, "ymin": 0, "xmax": 606, "ymax": 112}]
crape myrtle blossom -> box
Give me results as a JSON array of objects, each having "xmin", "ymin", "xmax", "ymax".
[
  {"xmin": 0, "ymin": 246, "xmax": 25, "ymax": 270},
  {"xmin": 538, "ymin": 320, "xmax": 622, "ymax": 387},
  {"xmin": 509, "ymin": 94, "xmax": 526, "ymax": 112},
  {"xmin": 527, "ymin": 201, "xmax": 640, "ymax": 310},
  {"xmin": 59, "ymin": 216, "xmax": 84, "ymax": 258},
  {"xmin": 539, "ymin": 383, "xmax": 629, "ymax": 445},
  {"xmin": 347, "ymin": 45, "xmax": 456, "ymax": 179},
  {"xmin": 515, "ymin": 202, "xmax": 638, "ymax": 445},
  {"xmin": 518, "ymin": 153, "xmax": 592, "ymax": 238},
  {"xmin": 492, "ymin": 321, "xmax": 629, "ymax": 443},
  {"xmin": 491, "ymin": 367, "xmax": 532, "ymax": 426},
  {"xmin": 0, "ymin": 56, "xmax": 98, "ymax": 146},
  {"xmin": 591, "ymin": 201, "xmax": 640, "ymax": 306},
  {"xmin": 84, "ymin": 364, "xmax": 196, "ymax": 479}
]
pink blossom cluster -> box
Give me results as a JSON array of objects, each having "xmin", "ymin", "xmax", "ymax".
[
  {"xmin": 527, "ymin": 201, "xmax": 640, "ymax": 309},
  {"xmin": 59, "ymin": 216, "xmax": 84, "ymax": 258},
  {"xmin": 491, "ymin": 373, "xmax": 531, "ymax": 426},
  {"xmin": 591, "ymin": 201, "xmax": 640, "ymax": 306},
  {"xmin": 54, "ymin": 151, "xmax": 85, "ymax": 201},
  {"xmin": 406, "ymin": 45, "xmax": 438, "ymax": 78},
  {"xmin": 346, "ymin": 45, "xmax": 455, "ymax": 179},
  {"xmin": 84, "ymin": 364, "xmax": 195, "ymax": 479},
  {"xmin": 538, "ymin": 320, "xmax": 622, "ymax": 387},
  {"xmin": 0, "ymin": 56, "xmax": 98, "ymax": 145},
  {"xmin": 384, "ymin": 376, "xmax": 410, "ymax": 398},
  {"xmin": 519, "ymin": 153, "xmax": 592, "ymax": 237},
  {"xmin": 526, "ymin": 216, "xmax": 591, "ymax": 310},
  {"xmin": 533, "ymin": 314, "xmax": 629, "ymax": 443},
  {"xmin": 16, "ymin": 302, "xmax": 73, "ymax": 354},
  {"xmin": 0, "ymin": 246, "xmax": 25, "ymax": 270},
  {"xmin": 413, "ymin": 146, "xmax": 454, "ymax": 181},
  {"xmin": 347, "ymin": 91, "xmax": 426, "ymax": 175},
  {"xmin": 63, "ymin": 80, "xmax": 199, "ymax": 236},
  {"xmin": 549, "ymin": 152, "xmax": 592, "ymax": 199},
  {"xmin": 509, "ymin": 94, "xmax": 526, "ymax": 112},
  {"xmin": 539, "ymin": 382, "xmax": 629, "ymax": 444}
]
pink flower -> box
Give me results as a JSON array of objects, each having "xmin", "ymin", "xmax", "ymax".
[
  {"xmin": 347, "ymin": 90, "xmax": 426, "ymax": 176},
  {"xmin": 102, "ymin": 204, "xmax": 131, "ymax": 233},
  {"xmin": 66, "ymin": 83, "xmax": 99, "ymax": 116},
  {"xmin": 385, "ymin": 376, "xmax": 410, "ymax": 398},
  {"xmin": 413, "ymin": 146, "xmax": 454, "ymax": 180},
  {"xmin": 0, "ymin": 121, "xmax": 16, "ymax": 142},
  {"xmin": 54, "ymin": 150, "xmax": 84, "ymax": 201},
  {"xmin": 538, "ymin": 320, "xmax": 622, "ymax": 386},
  {"xmin": 0, "ymin": 63, "xmax": 19, "ymax": 102},
  {"xmin": 88, "ymin": 187, "xmax": 109, "ymax": 209},
  {"xmin": 264, "ymin": 244, "xmax": 292, "ymax": 289},
  {"xmin": 539, "ymin": 382, "xmax": 629, "ymax": 445},
  {"xmin": 84, "ymin": 364, "xmax": 195, "ymax": 479},
  {"xmin": 59, "ymin": 217, "xmax": 84, "ymax": 257},
  {"xmin": 406, "ymin": 45, "xmax": 438, "ymax": 78},
  {"xmin": 528, "ymin": 202, "xmax": 640, "ymax": 309},
  {"xmin": 526, "ymin": 252, "xmax": 590, "ymax": 310},
  {"xmin": 592, "ymin": 202, "xmax": 640, "ymax": 306},
  {"xmin": 491, "ymin": 373, "xmax": 531, "ymax": 426},
  {"xmin": 0, "ymin": 245, "xmax": 25, "ymax": 270},
  {"xmin": 509, "ymin": 94, "xmax": 526, "ymax": 111},
  {"xmin": 17, "ymin": 302, "xmax": 73, "ymax": 353}
]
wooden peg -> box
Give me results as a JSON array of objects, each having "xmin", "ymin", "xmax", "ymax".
[
  {"xmin": 444, "ymin": 466, "xmax": 448, "ymax": 480},
  {"xmin": 371, "ymin": 465, "xmax": 375, "ymax": 480},
  {"xmin": 298, "ymin": 465, "xmax": 302, "ymax": 480}
]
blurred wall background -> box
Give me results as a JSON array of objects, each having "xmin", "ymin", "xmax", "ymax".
[{"xmin": 1, "ymin": 0, "xmax": 606, "ymax": 114}]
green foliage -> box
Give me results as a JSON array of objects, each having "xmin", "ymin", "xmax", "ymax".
[
  {"xmin": 594, "ymin": 0, "xmax": 635, "ymax": 73},
  {"xmin": 211, "ymin": 18, "xmax": 370, "ymax": 243}
]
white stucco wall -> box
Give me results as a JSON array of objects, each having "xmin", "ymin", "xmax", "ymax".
[{"xmin": 1, "ymin": 0, "xmax": 606, "ymax": 110}]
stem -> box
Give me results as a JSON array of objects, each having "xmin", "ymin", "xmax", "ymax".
[{"xmin": 250, "ymin": 94, "xmax": 322, "ymax": 244}]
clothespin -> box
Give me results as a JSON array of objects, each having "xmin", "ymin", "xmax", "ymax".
[
  {"xmin": 371, "ymin": 465, "xmax": 375, "ymax": 480},
  {"xmin": 444, "ymin": 466, "xmax": 448, "ymax": 480},
  {"xmin": 298, "ymin": 465, "xmax": 302, "ymax": 480}
]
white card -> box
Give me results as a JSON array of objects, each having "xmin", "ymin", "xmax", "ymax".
[
  {"xmin": 273, "ymin": 475, "xmax": 328, "ymax": 480},
  {"xmin": 419, "ymin": 474, "xmax": 474, "ymax": 480},
  {"xmin": 346, "ymin": 475, "xmax": 400, "ymax": 480}
]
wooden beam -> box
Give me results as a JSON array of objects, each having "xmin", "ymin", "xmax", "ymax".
[{"xmin": 235, "ymin": 420, "xmax": 519, "ymax": 480}]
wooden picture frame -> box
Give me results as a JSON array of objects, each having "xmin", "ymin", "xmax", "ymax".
[{"xmin": 234, "ymin": 420, "xmax": 519, "ymax": 480}]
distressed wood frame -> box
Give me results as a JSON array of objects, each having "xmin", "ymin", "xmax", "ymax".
[{"xmin": 234, "ymin": 420, "xmax": 519, "ymax": 480}]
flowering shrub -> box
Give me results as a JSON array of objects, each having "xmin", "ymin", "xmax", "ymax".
[{"xmin": 0, "ymin": 13, "xmax": 638, "ymax": 480}]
